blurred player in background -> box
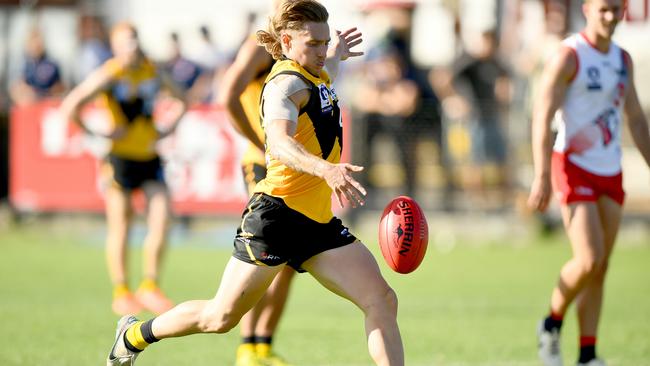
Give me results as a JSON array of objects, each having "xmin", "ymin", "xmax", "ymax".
[
  {"xmin": 60, "ymin": 22, "xmax": 187, "ymax": 316},
  {"xmin": 528, "ymin": 0, "xmax": 650, "ymax": 365},
  {"xmin": 217, "ymin": 1, "xmax": 296, "ymax": 364},
  {"xmin": 105, "ymin": 1, "xmax": 404, "ymax": 366},
  {"xmin": 9, "ymin": 27, "xmax": 65, "ymax": 106}
]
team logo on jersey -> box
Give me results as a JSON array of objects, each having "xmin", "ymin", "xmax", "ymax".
[
  {"xmin": 586, "ymin": 66, "xmax": 601, "ymax": 91},
  {"xmin": 593, "ymin": 108, "xmax": 617, "ymax": 146},
  {"xmin": 318, "ymin": 83, "xmax": 334, "ymax": 113}
]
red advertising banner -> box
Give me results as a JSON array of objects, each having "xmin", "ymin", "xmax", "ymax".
[
  {"xmin": 10, "ymin": 101, "xmax": 248, "ymax": 214},
  {"xmin": 9, "ymin": 100, "xmax": 351, "ymax": 215}
]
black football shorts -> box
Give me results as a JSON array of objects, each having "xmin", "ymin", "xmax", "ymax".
[
  {"xmin": 233, "ymin": 193, "xmax": 357, "ymax": 272},
  {"xmin": 104, "ymin": 154, "xmax": 165, "ymax": 190}
]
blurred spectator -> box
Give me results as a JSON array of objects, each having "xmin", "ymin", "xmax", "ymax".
[
  {"xmin": 238, "ymin": 11, "xmax": 258, "ymax": 47},
  {"xmin": 166, "ymin": 32, "xmax": 202, "ymax": 90},
  {"xmin": 192, "ymin": 25, "xmax": 230, "ymax": 102},
  {"xmin": 353, "ymin": 28, "xmax": 448, "ymax": 208},
  {"xmin": 164, "ymin": 32, "xmax": 210, "ymax": 105},
  {"xmin": 194, "ymin": 25, "xmax": 228, "ymax": 73},
  {"xmin": 74, "ymin": 15, "xmax": 112, "ymax": 85},
  {"xmin": 9, "ymin": 28, "xmax": 65, "ymax": 106},
  {"xmin": 514, "ymin": 1, "xmax": 568, "ymax": 223},
  {"xmin": 353, "ymin": 41, "xmax": 419, "ymax": 200},
  {"xmin": 352, "ymin": 1, "xmax": 450, "ymax": 208},
  {"xmin": 522, "ymin": 1, "xmax": 568, "ymax": 117},
  {"xmin": 436, "ymin": 29, "xmax": 511, "ymax": 208}
]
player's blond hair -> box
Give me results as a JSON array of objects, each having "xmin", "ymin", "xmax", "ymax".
[{"xmin": 256, "ymin": 0, "xmax": 329, "ymax": 60}]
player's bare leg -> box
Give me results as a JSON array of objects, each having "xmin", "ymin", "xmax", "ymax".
[
  {"xmin": 253, "ymin": 267, "xmax": 295, "ymax": 365},
  {"xmin": 538, "ymin": 202, "xmax": 606, "ymax": 366},
  {"xmin": 237, "ymin": 266, "xmax": 295, "ymax": 365},
  {"xmin": 107, "ymin": 258, "xmax": 283, "ymax": 365},
  {"xmin": 574, "ymin": 196, "xmax": 621, "ymax": 364},
  {"xmin": 140, "ymin": 182, "xmax": 171, "ymax": 283},
  {"xmin": 105, "ymin": 185, "xmax": 142, "ymax": 315},
  {"xmin": 136, "ymin": 181, "xmax": 173, "ymax": 315},
  {"xmin": 238, "ymin": 299, "xmax": 263, "ymax": 365},
  {"xmin": 151, "ymin": 259, "xmax": 282, "ymax": 337},
  {"xmin": 303, "ymin": 241, "xmax": 403, "ymax": 366},
  {"xmin": 239, "ymin": 299, "xmax": 261, "ymax": 337},
  {"xmin": 254, "ymin": 266, "xmax": 294, "ymax": 336},
  {"xmin": 552, "ymin": 202, "xmax": 606, "ymax": 315}
]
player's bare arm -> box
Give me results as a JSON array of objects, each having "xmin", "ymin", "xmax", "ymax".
[
  {"xmin": 217, "ymin": 39, "xmax": 269, "ymax": 151},
  {"xmin": 264, "ymin": 87, "xmax": 366, "ymax": 208},
  {"xmin": 157, "ymin": 72, "xmax": 188, "ymax": 139},
  {"xmin": 622, "ymin": 51, "xmax": 650, "ymax": 168},
  {"xmin": 59, "ymin": 66, "xmax": 115, "ymax": 137},
  {"xmin": 528, "ymin": 46, "xmax": 576, "ymax": 212},
  {"xmin": 325, "ymin": 27, "xmax": 363, "ymax": 82}
]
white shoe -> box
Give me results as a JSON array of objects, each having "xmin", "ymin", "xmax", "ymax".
[
  {"xmin": 577, "ymin": 359, "xmax": 606, "ymax": 366},
  {"xmin": 537, "ymin": 320, "xmax": 563, "ymax": 366},
  {"xmin": 106, "ymin": 315, "xmax": 141, "ymax": 366}
]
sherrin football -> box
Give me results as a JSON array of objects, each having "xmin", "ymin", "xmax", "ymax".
[{"xmin": 378, "ymin": 196, "xmax": 429, "ymax": 274}]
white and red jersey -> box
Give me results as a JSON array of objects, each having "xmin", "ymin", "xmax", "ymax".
[{"xmin": 552, "ymin": 33, "xmax": 629, "ymax": 176}]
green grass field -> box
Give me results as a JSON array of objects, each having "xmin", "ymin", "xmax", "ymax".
[{"xmin": 1, "ymin": 217, "xmax": 649, "ymax": 366}]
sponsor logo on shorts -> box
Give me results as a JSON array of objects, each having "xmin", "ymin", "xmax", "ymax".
[
  {"xmin": 575, "ymin": 186, "xmax": 594, "ymax": 196},
  {"xmin": 260, "ymin": 252, "xmax": 281, "ymax": 261},
  {"xmin": 340, "ymin": 228, "xmax": 352, "ymax": 238}
]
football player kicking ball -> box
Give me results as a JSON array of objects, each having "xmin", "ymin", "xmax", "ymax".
[
  {"xmin": 105, "ymin": 1, "xmax": 404, "ymax": 366},
  {"xmin": 217, "ymin": 0, "xmax": 295, "ymax": 364},
  {"xmin": 528, "ymin": 0, "xmax": 650, "ymax": 365}
]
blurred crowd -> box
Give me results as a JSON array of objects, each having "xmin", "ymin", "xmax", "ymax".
[
  {"xmin": 7, "ymin": 15, "xmax": 231, "ymax": 106},
  {"xmin": 1, "ymin": 0, "xmax": 648, "ymax": 215}
]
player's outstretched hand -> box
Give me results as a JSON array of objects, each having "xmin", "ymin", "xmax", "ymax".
[
  {"xmin": 331, "ymin": 27, "xmax": 363, "ymax": 61},
  {"xmin": 323, "ymin": 163, "xmax": 367, "ymax": 208}
]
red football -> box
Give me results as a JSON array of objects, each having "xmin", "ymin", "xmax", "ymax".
[{"xmin": 378, "ymin": 196, "xmax": 429, "ymax": 274}]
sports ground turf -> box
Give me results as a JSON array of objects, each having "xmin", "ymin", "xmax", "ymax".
[{"xmin": 1, "ymin": 216, "xmax": 649, "ymax": 366}]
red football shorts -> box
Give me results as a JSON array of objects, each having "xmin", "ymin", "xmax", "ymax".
[{"xmin": 551, "ymin": 152, "xmax": 625, "ymax": 205}]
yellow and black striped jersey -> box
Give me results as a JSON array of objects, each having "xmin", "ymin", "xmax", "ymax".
[
  {"xmin": 99, "ymin": 57, "xmax": 160, "ymax": 161},
  {"xmin": 254, "ymin": 59, "xmax": 343, "ymax": 223}
]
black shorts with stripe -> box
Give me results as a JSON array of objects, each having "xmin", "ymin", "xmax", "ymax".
[
  {"xmin": 233, "ymin": 193, "xmax": 357, "ymax": 272},
  {"xmin": 105, "ymin": 154, "xmax": 165, "ymax": 191}
]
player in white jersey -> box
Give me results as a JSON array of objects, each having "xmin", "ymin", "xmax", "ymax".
[{"xmin": 528, "ymin": 1, "xmax": 650, "ymax": 365}]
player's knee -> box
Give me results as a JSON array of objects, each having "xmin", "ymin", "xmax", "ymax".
[
  {"xmin": 578, "ymin": 253, "xmax": 604, "ymax": 277},
  {"xmin": 578, "ymin": 259, "xmax": 597, "ymax": 277},
  {"xmin": 364, "ymin": 286, "xmax": 399, "ymax": 317},
  {"xmin": 197, "ymin": 307, "xmax": 238, "ymax": 334},
  {"xmin": 382, "ymin": 287, "xmax": 399, "ymax": 316}
]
